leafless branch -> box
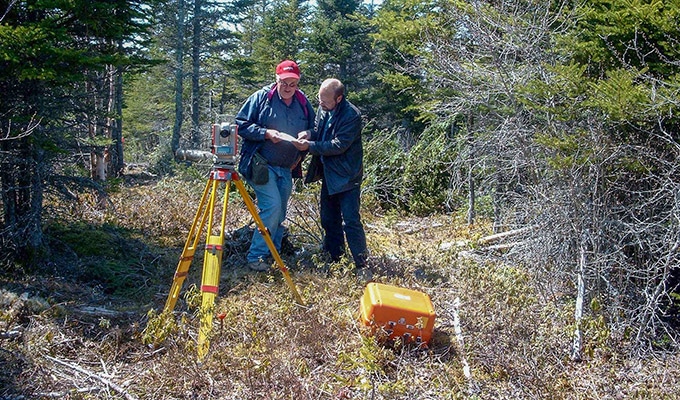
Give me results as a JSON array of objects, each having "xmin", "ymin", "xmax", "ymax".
[
  {"xmin": 43, "ymin": 355, "xmax": 138, "ymax": 400},
  {"xmin": 1, "ymin": 113, "xmax": 41, "ymax": 142},
  {"xmin": 0, "ymin": 0, "xmax": 18, "ymax": 22}
]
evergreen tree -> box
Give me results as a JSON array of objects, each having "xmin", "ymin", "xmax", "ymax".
[
  {"xmin": 366, "ymin": 0, "xmax": 436, "ymax": 135},
  {"xmin": 304, "ymin": 0, "xmax": 380, "ymax": 124},
  {"xmin": 0, "ymin": 0, "xmax": 159, "ymax": 265},
  {"xmin": 252, "ymin": 0, "xmax": 311, "ymax": 81},
  {"xmin": 144, "ymin": 0, "xmax": 257, "ymax": 156},
  {"xmin": 305, "ymin": 0, "xmax": 373, "ymax": 85}
]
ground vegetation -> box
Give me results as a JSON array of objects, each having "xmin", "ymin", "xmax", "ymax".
[{"xmin": 1, "ymin": 173, "xmax": 679, "ymax": 399}]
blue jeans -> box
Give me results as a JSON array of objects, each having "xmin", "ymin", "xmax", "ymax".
[
  {"xmin": 246, "ymin": 165, "xmax": 293, "ymax": 263},
  {"xmin": 320, "ymin": 181, "xmax": 367, "ymax": 267}
]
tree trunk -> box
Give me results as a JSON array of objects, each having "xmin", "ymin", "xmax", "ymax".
[
  {"xmin": 104, "ymin": 63, "xmax": 116, "ymax": 179},
  {"xmin": 571, "ymin": 234, "xmax": 587, "ymax": 362},
  {"xmin": 190, "ymin": 0, "xmax": 203, "ymax": 148},
  {"xmin": 0, "ymin": 134, "xmax": 44, "ymax": 264},
  {"xmin": 26, "ymin": 144, "xmax": 45, "ymax": 251},
  {"xmin": 0, "ymin": 140, "xmax": 18, "ymax": 230},
  {"xmin": 109, "ymin": 59, "xmax": 125, "ymax": 177},
  {"xmin": 466, "ymin": 114, "xmax": 475, "ymax": 226},
  {"xmin": 171, "ymin": 0, "xmax": 186, "ymax": 156},
  {"xmin": 219, "ymin": 78, "xmax": 228, "ymax": 115},
  {"xmin": 89, "ymin": 76, "xmax": 107, "ymax": 182}
]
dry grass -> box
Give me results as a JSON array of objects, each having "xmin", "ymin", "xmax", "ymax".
[{"xmin": 1, "ymin": 174, "xmax": 680, "ymax": 399}]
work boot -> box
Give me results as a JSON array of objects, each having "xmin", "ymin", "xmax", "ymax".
[
  {"xmin": 355, "ymin": 266, "xmax": 373, "ymax": 283},
  {"xmin": 247, "ymin": 260, "xmax": 271, "ymax": 272}
]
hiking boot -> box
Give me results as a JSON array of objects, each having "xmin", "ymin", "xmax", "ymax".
[
  {"xmin": 248, "ymin": 260, "xmax": 271, "ymax": 272},
  {"xmin": 355, "ymin": 266, "xmax": 374, "ymax": 283}
]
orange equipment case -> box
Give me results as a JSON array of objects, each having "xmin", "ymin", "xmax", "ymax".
[{"xmin": 359, "ymin": 282, "xmax": 436, "ymax": 346}]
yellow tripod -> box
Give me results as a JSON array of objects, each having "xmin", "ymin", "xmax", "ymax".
[{"xmin": 163, "ymin": 164, "xmax": 304, "ymax": 359}]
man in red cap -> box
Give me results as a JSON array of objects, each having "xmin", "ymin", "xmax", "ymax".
[{"xmin": 235, "ymin": 60, "xmax": 316, "ymax": 271}]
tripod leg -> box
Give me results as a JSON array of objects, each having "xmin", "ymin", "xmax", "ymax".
[
  {"xmin": 164, "ymin": 178, "xmax": 214, "ymax": 313},
  {"xmin": 197, "ymin": 178, "xmax": 230, "ymax": 360},
  {"xmin": 233, "ymin": 178, "xmax": 305, "ymax": 305},
  {"xmin": 198, "ymin": 235, "xmax": 223, "ymax": 359}
]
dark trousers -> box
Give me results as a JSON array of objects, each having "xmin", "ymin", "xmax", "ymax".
[{"xmin": 320, "ymin": 181, "xmax": 367, "ymax": 267}]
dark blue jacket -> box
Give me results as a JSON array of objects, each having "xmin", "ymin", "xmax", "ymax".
[
  {"xmin": 236, "ymin": 84, "xmax": 315, "ymax": 179},
  {"xmin": 304, "ymin": 98, "xmax": 363, "ymax": 195}
]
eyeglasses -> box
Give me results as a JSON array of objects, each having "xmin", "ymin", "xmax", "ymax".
[
  {"xmin": 318, "ymin": 95, "xmax": 338, "ymax": 104},
  {"xmin": 278, "ymin": 80, "xmax": 299, "ymax": 89}
]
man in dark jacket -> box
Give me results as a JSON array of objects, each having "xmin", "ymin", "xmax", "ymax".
[
  {"xmin": 293, "ymin": 78, "xmax": 369, "ymax": 277},
  {"xmin": 235, "ymin": 60, "xmax": 316, "ymax": 271}
]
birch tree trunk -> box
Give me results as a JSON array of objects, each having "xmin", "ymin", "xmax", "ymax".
[{"xmin": 571, "ymin": 237, "xmax": 587, "ymax": 362}]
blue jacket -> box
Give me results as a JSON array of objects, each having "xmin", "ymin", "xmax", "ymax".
[
  {"xmin": 304, "ymin": 98, "xmax": 363, "ymax": 195},
  {"xmin": 236, "ymin": 84, "xmax": 316, "ymax": 179}
]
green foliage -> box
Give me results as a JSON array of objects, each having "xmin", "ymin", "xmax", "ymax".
[
  {"xmin": 584, "ymin": 68, "xmax": 653, "ymax": 123},
  {"xmin": 534, "ymin": 129, "xmax": 592, "ymax": 171},
  {"xmin": 549, "ymin": 0, "xmax": 680, "ymax": 131},
  {"xmin": 402, "ymin": 125, "xmax": 457, "ymax": 215},
  {"xmin": 367, "ymin": 0, "xmax": 441, "ymax": 133},
  {"xmin": 564, "ymin": 0, "xmax": 680, "ymax": 78},
  {"xmin": 363, "ymin": 124, "xmax": 458, "ymax": 215},
  {"xmin": 0, "ymin": 0, "xmax": 162, "ymax": 266},
  {"xmin": 518, "ymin": 63, "xmax": 590, "ymax": 123},
  {"xmin": 250, "ymin": 0, "xmax": 311, "ymax": 77},
  {"xmin": 122, "ymin": 68, "xmax": 175, "ymax": 164},
  {"xmin": 469, "ymin": 194, "xmax": 494, "ymax": 221},
  {"xmin": 570, "ymin": 304, "xmax": 612, "ymax": 360},
  {"xmin": 370, "ymin": 0, "xmax": 439, "ymax": 58},
  {"xmin": 304, "ymin": 0, "xmax": 375, "ymax": 91},
  {"xmin": 362, "ymin": 129, "xmax": 408, "ymax": 209},
  {"xmin": 142, "ymin": 308, "xmax": 180, "ymax": 347}
]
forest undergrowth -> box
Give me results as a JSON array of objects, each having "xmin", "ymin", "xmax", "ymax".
[{"xmin": 1, "ymin": 173, "xmax": 679, "ymax": 399}]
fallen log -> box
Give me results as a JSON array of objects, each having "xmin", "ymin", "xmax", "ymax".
[{"xmin": 175, "ymin": 148, "xmax": 214, "ymax": 163}]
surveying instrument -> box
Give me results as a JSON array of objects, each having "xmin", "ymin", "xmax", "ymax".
[{"xmin": 163, "ymin": 118, "xmax": 304, "ymax": 359}]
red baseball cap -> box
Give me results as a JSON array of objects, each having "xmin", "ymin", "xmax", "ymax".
[{"xmin": 276, "ymin": 60, "xmax": 301, "ymax": 80}]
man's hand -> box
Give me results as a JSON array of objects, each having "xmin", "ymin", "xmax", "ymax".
[
  {"xmin": 297, "ymin": 130, "xmax": 309, "ymax": 140},
  {"xmin": 265, "ymin": 129, "xmax": 283, "ymax": 143},
  {"xmin": 291, "ymin": 138, "xmax": 310, "ymax": 151}
]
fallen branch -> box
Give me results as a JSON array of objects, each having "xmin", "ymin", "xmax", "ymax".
[
  {"xmin": 485, "ymin": 241, "xmax": 526, "ymax": 252},
  {"xmin": 36, "ymin": 387, "xmax": 100, "ymax": 398},
  {"xmin": 396, "ymin": 222, "xmax": 444, "ymax": 234},
  {"xmin": 450, "ymin": 297, "xmax": 477, "ymax": 395},
  {"xmin": 75, "ymin": 305, "xmax": 132, "ymax": 318},
  {"xmin": 477, "ymin": 226, "xmax": 535, "ymax": 245},
  {"xmin": 439, "ymin": 240, "xmax": 469, "ymax": 251},
  {"xmin": 44, "ymin": 355, "xmax": 138, "ymax": 400},
  {"xmin": 0, "ymin": 329, "xmax": 22, "ymax": 339}
]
